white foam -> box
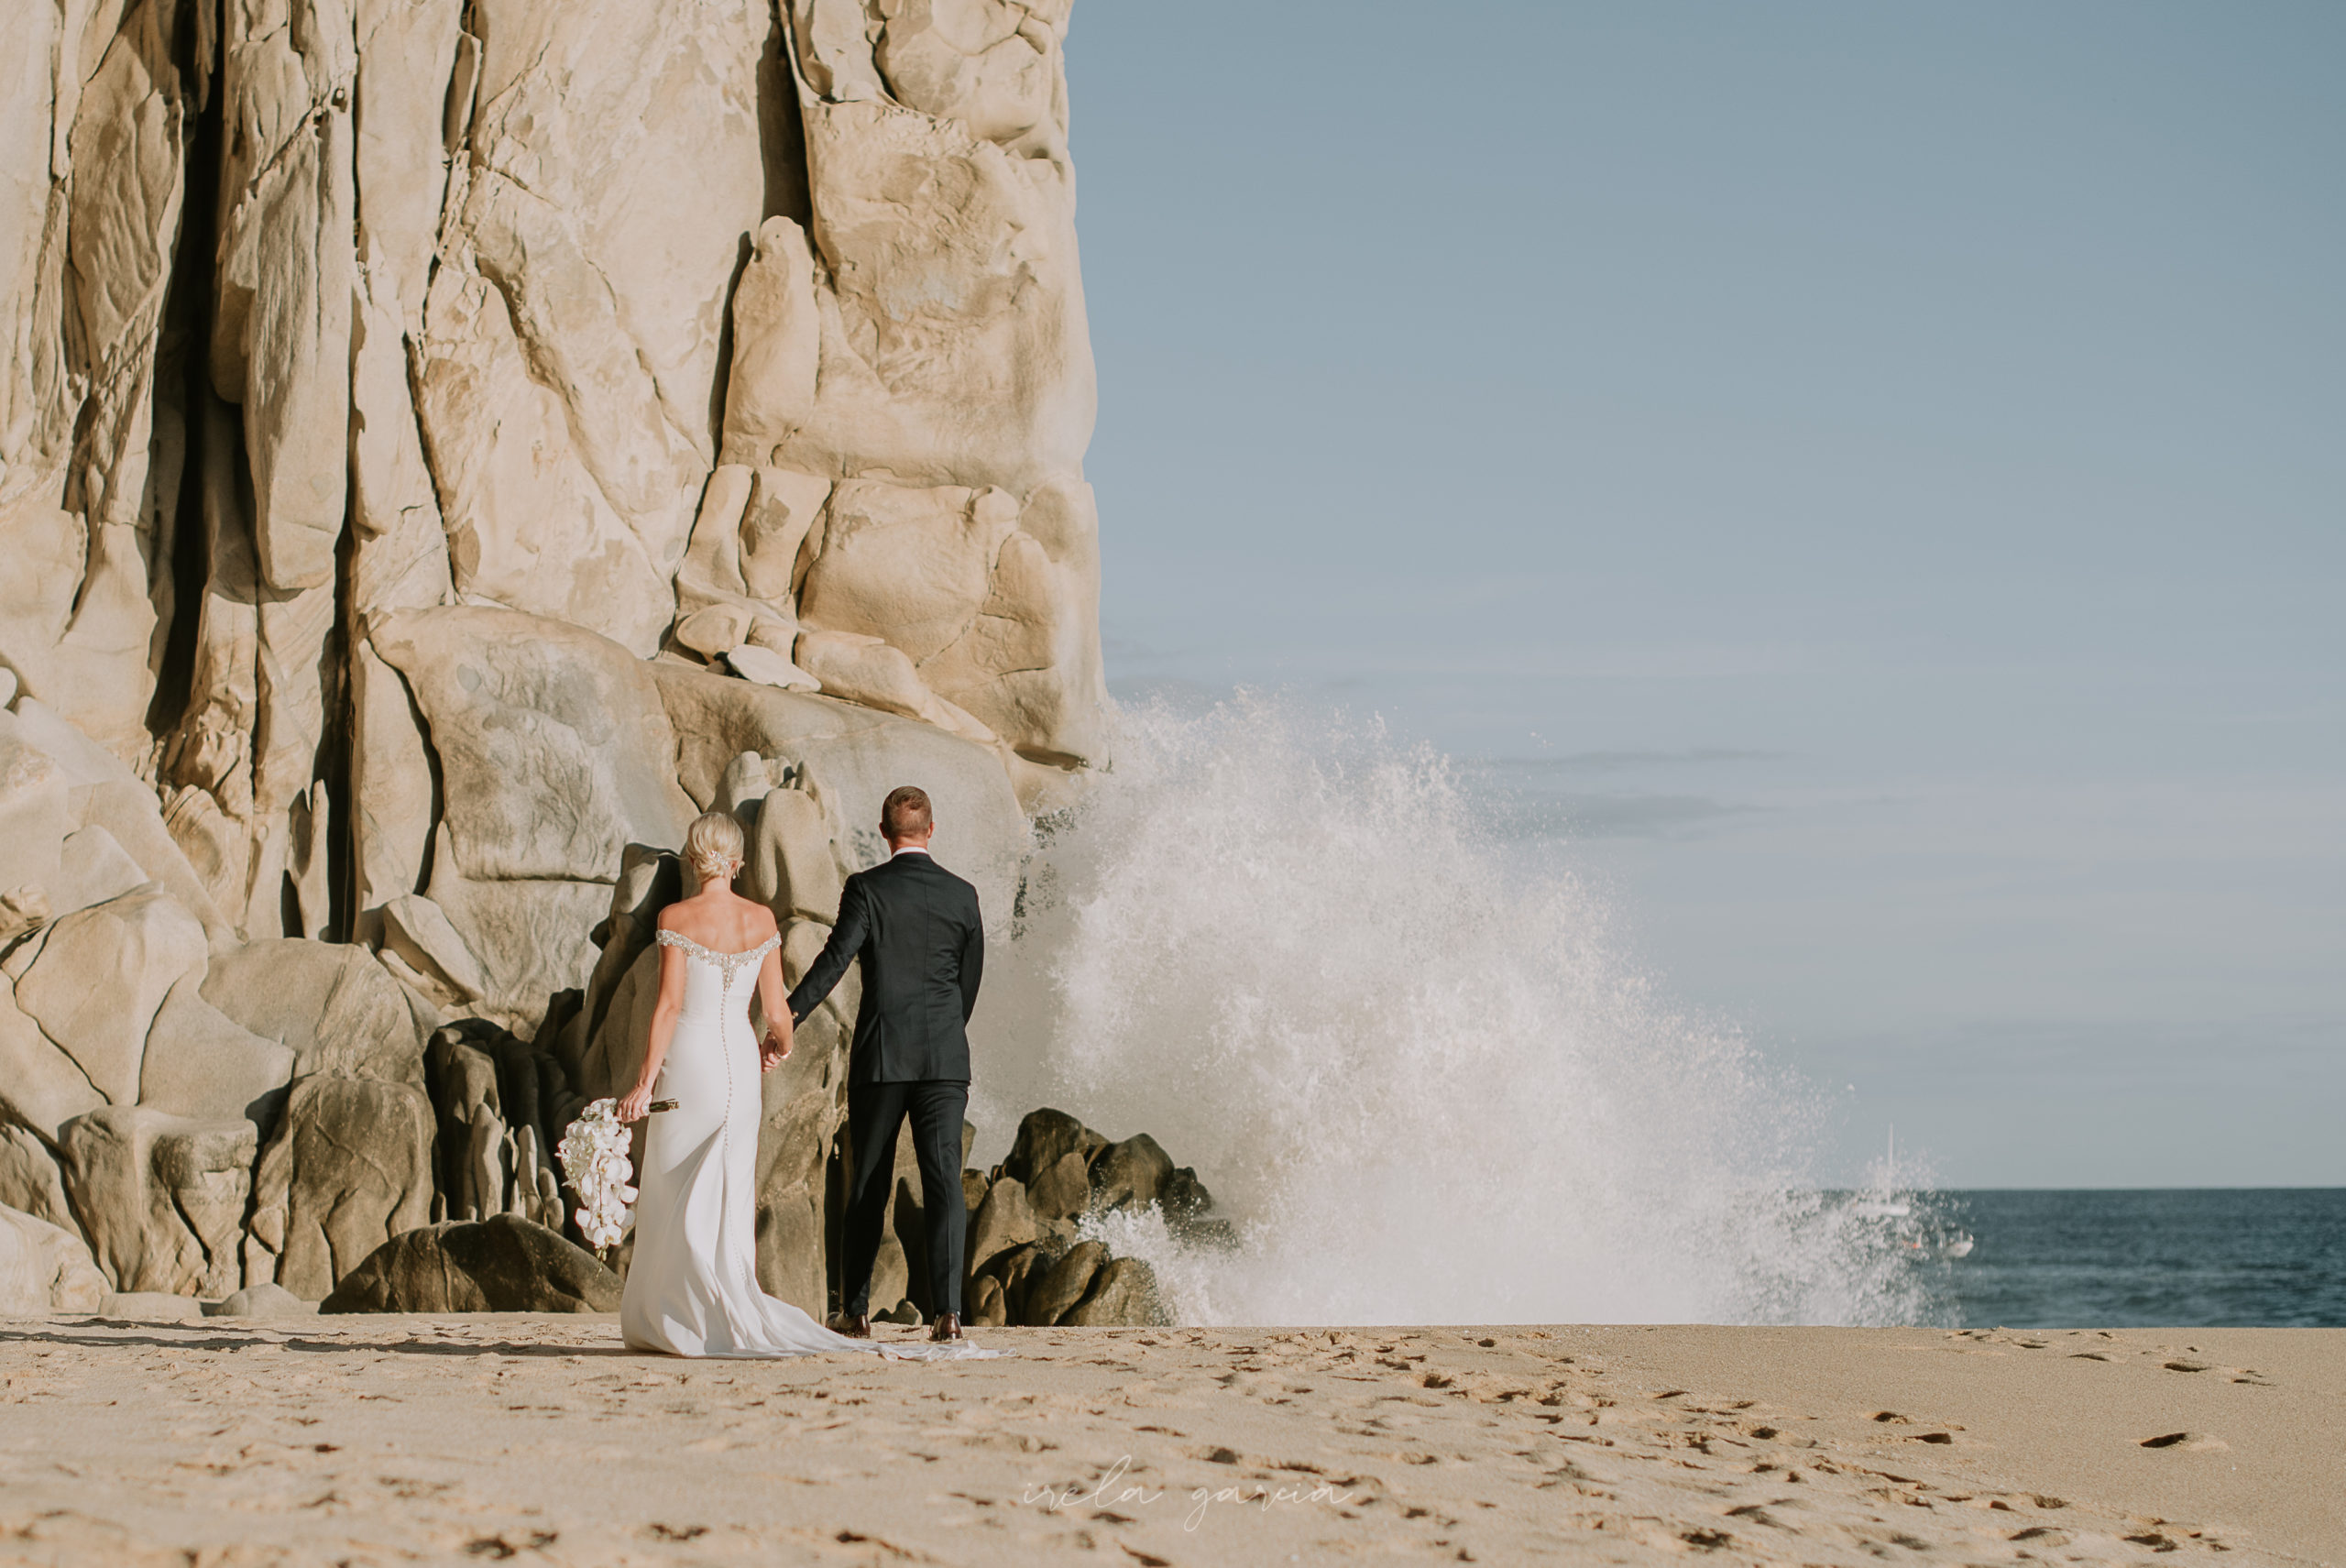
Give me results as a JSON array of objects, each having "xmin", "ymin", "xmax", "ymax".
[{"xmin": 972, "ymin": 695, "xmax": 1944, "ymax": 1326}]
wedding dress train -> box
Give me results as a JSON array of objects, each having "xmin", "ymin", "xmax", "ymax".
[{"xmin": 619, "ymin": 929, "xmax": 998, "ymax": 1360}]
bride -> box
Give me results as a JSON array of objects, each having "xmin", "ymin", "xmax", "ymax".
[{"xmin": 614, "ymin": 810, "xmax": 992, "ymax": 1360}]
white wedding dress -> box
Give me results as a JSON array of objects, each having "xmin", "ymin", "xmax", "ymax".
[{"xmin": 619, "ymin": 929, "xmax": 998, "ymax": 1360}]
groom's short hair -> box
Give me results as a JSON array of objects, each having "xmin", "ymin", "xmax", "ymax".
[{"xmin": 881, "ymin": 785, "xmax": 932, "ymax": 839}]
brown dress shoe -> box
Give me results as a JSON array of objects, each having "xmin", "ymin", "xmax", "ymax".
[
  {"xmin": 928, "ymin": 1312, "xmax": 963, "ymax": 1343},
  {"xmin": 835, "ymin": 1312, "xmax": 872, "ymax": 1339}
]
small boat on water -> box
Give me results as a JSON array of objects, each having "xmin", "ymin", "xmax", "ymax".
[
  {"xmin": 1855, "ymin": 1126, "xmax": 1974, "ymax": 1259},
  {"xmin": 1853, "ymin": 1128, "xmax": 1914, "ymax": 1218}
]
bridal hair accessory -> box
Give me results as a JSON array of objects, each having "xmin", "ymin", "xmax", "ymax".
[
  {"xmin": 684, "ymin": 810, "xmax": 746, "ymax": 883},
  {"xmin": 556, "ymin": 1098, "xmax": 638, "ymax": 1250}
]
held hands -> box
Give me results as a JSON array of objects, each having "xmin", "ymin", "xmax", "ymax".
[{"xmin": 760, "ymin": 1030, "xmax": 792, "ymax": 1071}]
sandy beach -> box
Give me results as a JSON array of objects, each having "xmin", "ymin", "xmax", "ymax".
[{"xmin": 0, "ymin": 1317, "xmax": 2335, "ymax": 1566}]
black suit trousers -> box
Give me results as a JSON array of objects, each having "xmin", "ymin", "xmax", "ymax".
[{"xmin": 840, "ymin": 1080, "xmax": 967, "ymax": 1319}]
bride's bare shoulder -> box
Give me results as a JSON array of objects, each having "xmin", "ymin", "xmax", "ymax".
[
  {"xmin": 728, "ymin": 894, "xmax": 782, "ymax": 950},
  {"xmin": 658, "ymin": 892, "xmax": 775, "ymax": 949}
]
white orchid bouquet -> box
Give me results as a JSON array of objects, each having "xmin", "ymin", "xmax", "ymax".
[{"xmin": 557, "ymin": 1098, "xmax": 638, "ymax": 1251}]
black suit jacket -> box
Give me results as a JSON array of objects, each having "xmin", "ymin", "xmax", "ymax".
[{"xmin": 785, "ymin": 850, "xmax": 983, "ymax": 1084}]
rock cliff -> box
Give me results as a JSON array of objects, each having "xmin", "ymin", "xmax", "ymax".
[{"xmin": 0, "ymin": 0, "xmax": 1109, "ymax": 1310}]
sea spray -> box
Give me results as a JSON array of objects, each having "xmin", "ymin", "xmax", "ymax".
[{"xmin": 971, "ymin": 695, "xmax": 1947, "ymax": 1327}]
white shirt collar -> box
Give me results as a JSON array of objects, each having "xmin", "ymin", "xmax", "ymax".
[{"xmin": 890, "ymin": 843, "xmax": 931, "ymax": 857}]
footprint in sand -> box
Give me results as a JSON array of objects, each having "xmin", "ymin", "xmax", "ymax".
[{"xmin": 2139, "ymin": 1431, "xmax": 2229, "ymax": 1452}]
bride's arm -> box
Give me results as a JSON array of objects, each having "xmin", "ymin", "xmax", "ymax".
[
  {"xmin": 618, "ymin": 937, "xmax": 689, "ymax": 1121},
  {"xmin": 755, "ymin": 939, "xmax": 793, "ymax": 1069}
]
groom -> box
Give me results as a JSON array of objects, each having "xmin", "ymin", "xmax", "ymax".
[{"xmin": 780, "ymin": 784, "xmax": 984, "ymax": 1343}]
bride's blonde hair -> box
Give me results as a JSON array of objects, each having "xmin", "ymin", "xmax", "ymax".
[{"xmin": 683, "ymin": 811, "xmax": 745, "ymax": 885}]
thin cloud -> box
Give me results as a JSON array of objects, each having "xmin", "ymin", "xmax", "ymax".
[
  {"xmin": 1468, "ymin": 748, "xmax": 1784, "ymax": 773},
  {"xmin": 1482, "ymin": 791, "xmax": 1763, "ymax": 841}
]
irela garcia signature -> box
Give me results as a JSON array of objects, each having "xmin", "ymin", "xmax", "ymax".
[{"xmin": 1024, "ymin": 1455, "xmax": 1358, "ymax": 1531}]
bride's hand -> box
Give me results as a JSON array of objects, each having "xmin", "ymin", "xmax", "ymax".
[
  {"xmin": 760, "ymin": 1031, "xmax": 791, "ymax": 1070},
  {"xmin": 615, "ymin": 1083, "xmax": 653, "ymax": 1123}
]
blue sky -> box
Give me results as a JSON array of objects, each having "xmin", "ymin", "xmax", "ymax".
[{"xmin": 1061, "ymin": 2, "xmax": 2344, "ymax": 1187}]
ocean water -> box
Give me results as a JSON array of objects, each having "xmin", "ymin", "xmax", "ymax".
[
  {"xmin": 972, "ymin": 696, "xmax": 2341, "ymax": 1330},
  {"xmin": 1937, "ymin": 1188, "xmax": 2346, "ymax": 1329}
]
